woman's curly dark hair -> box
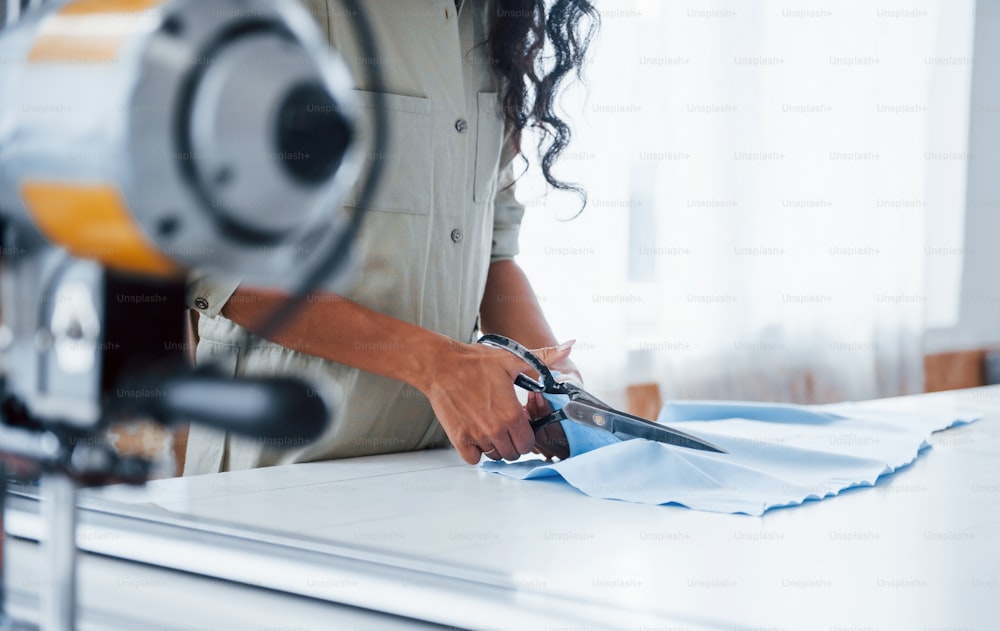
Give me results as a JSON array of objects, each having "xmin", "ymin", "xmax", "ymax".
[{"xmin": 486, "ymin": 0, "xmax": 599, "ymax": 209}]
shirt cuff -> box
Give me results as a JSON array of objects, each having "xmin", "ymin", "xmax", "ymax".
[
  {"xmin": 490, "ymin": 161, "xmax": 525, "ymax": 262},
  {"xmin": 187, "ymin": 271, "xmax": 241, "ymax": 319},
  {"xmin": 490, "ymin": 227, "xmax": 521, "ymax": 262}
]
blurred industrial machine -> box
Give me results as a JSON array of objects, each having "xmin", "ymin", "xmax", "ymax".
[{"xmin": 0, "ymin": 0, "xmax": 373, "ymax": 628}]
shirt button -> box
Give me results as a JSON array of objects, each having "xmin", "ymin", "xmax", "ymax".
[
  {"xmin": 454, "ymin": 119, "xmax": 468, "ymax": 133},
  {"xmin": 450, "ymin": 229, "xmax": 463, "ymax": 243},
  {"xmin": 194, "ymin": 297, "xmax": 210, "ymax": 310}
]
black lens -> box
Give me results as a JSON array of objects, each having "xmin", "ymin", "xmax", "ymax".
[{"xmin": 275, "ymin": 83, "xmax": 352, "ymax": 185}]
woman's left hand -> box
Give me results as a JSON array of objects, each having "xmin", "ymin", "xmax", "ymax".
[{"xmin": 523, "ymin": 343, "xmax": 583, "ymax": 461}]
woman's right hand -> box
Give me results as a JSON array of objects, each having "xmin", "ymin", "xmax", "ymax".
[{"xmin": 419, "ymin": 341, "xmax": 574, "ymax": 464}]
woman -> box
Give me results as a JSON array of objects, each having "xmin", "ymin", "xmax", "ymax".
[{"xmin": 184, "ymin": 0, "xmax": 599, "ymax": 473}]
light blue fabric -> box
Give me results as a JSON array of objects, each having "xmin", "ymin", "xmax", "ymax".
[{"xmin": 492, "ymin": 398, "xmax": 980, "ymax": 516}]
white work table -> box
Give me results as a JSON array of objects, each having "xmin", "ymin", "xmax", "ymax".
[{"xmin": 55, "ymin": 387, "xmax": 1000, "ymax": 628}]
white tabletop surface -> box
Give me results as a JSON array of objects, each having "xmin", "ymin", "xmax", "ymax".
[{"xmin": 90, "ymin": 387, "xmax": 1000, "ymax": 630}]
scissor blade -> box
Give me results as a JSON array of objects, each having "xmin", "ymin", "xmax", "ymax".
[
  {"xmin": 611, "ymin": 413, "xmax": 727, "ymax": 453},
  {"xmin": 563, "ymin": 401, "xmax": 727, "ymax": 453}
]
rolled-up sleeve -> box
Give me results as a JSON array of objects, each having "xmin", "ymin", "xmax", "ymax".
[
  {"xmin": 490, "ymin": 157, "xmax": 526, "ymax": 262},
  {"xmin": 186, "ymin": 271, "xmax": 241, "ymax": 319}
]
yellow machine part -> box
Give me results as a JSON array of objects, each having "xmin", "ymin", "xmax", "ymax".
[
  {"xmin": 27, "ymin": 0, "xmax": 163, "ymax": 64},
  {"xmin": 20, "ymin": 181, "xmax": 180, "ymax": 276}
]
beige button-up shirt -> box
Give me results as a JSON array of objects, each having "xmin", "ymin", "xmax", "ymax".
[{"xmin": 184, "ymin": 0, "xmax": 525, "ymax": 474}]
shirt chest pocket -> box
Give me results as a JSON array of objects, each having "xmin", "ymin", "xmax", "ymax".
[
  {"xmin": 473, "ymin": 92, "xmax": 503, "ymax": 204},
  {"xmin": 344, "ymin": 91, "xmax": 433, "ymax": 215}
]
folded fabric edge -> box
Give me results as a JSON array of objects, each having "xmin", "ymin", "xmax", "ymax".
[{"xmin": 481, "ymin": 409, "xmax": 980, "ymax": 516}]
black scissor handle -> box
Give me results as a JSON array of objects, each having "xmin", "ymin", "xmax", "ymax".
[
  {"xmin": 514, "ymin": 373, "xmax": 546, "ymax": 393},
  {"xmin": 477, "ymin": 334, "xmax": 570, "ymax": 394},
  {"xmin": 529, "ymin": 408, "xmax": 567, "ymax": 432}
]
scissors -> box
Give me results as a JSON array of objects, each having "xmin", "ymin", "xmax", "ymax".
[{"xmin": 478, "ymin": 334, "xmax": 727, "ymax": 453}]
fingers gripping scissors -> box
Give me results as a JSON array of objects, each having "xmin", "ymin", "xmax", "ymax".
[{"xmin": 478, "ymin": 335, "xmax": 727, "ymax": 453}]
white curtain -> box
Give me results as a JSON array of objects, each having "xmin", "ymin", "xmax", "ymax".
[{"xmin": 516, "ymin": 0, "xmax": 976, "ymax": 406}]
